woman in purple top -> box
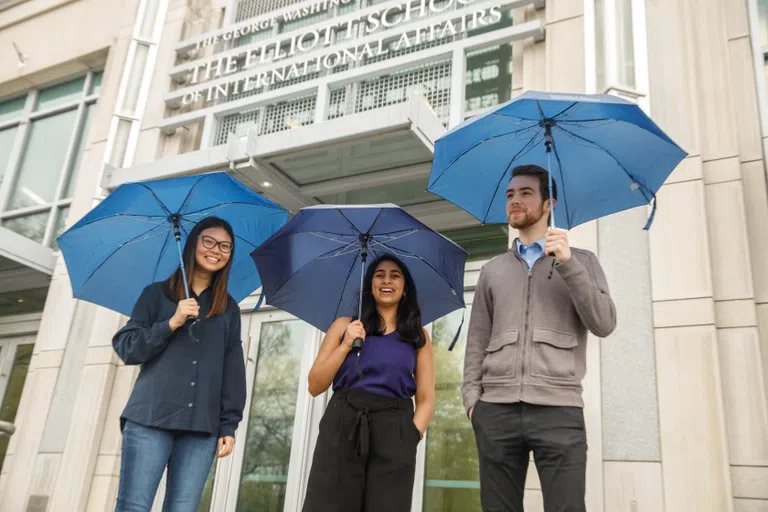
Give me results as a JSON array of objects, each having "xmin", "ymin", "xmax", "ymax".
[{"xmin": 302, "ymin": 253, "xmax": 435, "ymax": 512}]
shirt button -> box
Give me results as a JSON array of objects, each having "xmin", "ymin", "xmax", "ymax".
[
  {"xmin": 192, "ymin": 360, "xmax": 197, "ymax": 365},
  {"xmin": 188, "ymin": 403, "xmax": 193, "ymax": 407},
  {"xmin": 191, "ymin": 382, "xmax": 195, "ymax": 386}
]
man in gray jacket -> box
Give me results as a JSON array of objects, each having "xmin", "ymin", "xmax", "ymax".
[{"xmin": 462, "ymin": 164, "xmax": 616, "ymax": 512}]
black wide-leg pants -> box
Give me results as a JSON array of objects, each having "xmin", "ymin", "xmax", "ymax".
[{"xmin": 302, "ymin": 389, "xmax": 421, "ymax": 512}]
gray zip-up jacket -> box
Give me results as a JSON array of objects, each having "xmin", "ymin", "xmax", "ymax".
[{"xmin": 461, "ymin": 246, "xmax": 616, "ymax": 412}]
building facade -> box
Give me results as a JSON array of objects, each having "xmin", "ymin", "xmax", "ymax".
[{"xmin": 0, "ymin": 0, "xmax": 767, "ymax": 511}]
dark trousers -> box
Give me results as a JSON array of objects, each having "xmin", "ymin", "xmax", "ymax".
[
  {"xmin": 472, "ymin": 401, "xmax": 587, "ymax": 512},
  {"xmin": 303, "ymin": 389, "xmax": 421, "ymax": 512}
]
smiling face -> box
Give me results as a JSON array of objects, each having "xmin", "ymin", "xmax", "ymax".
[
  {"xmin": 194, "ymin": 227, "xmax": 232, "ymax": 274},
  {"xmin": 370, "ymin": 259, "xmax": 405, "ymax": 307},
  {"xmin": 505, "ymin": 174, "xmax": 551, "ymax": 230}
]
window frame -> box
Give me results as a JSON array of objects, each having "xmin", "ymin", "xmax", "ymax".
[{"xmin": 0, "ymin": 70, "xmax": 101, "ymax": 248}]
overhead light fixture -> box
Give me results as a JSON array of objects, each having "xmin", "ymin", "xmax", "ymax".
[{"xmin": 261, "ymin": 181, "xmax": 273, "ymax": 188}]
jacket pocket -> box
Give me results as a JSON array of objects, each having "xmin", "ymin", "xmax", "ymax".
[
  {"xmin": 481, "ymin": 329, "xmax": 519, "ymax": 380},
  {"xmin": 531, "ymin": 328, "xmax": 578, "ymax": 380}
]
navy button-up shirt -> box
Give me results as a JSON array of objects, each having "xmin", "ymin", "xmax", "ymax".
[{"xmin": 112, "ymin": 283, "xmax": 246, "ymax": 438}]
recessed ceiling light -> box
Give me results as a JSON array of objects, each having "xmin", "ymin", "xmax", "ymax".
[{"xmin": 261, "ymin": 181, "xmax": 273, "ymax": 188}]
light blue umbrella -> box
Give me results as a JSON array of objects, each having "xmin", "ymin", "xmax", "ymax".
[
  {"xmin": 58, "ymin": 172, "xmax": 288, "ymax": 315},
  {"xmin": 427, "ymin": 91, "xmax": 687, "ymax": 229}
]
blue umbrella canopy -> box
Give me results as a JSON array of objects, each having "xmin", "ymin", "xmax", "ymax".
[
  {"xmin": 58, "ymin": 172, "xmax": 288, "ymax": 315},
  {"xmin": 428, "ymin": 90, "xmax": 687, "ymax": 229},
  {"xmin": 250, "ymin": 204, "xmax": 467, "ymax": 333}
]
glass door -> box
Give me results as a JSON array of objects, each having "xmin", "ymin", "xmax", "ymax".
[
  {"xmin": 0, "ymin": 334, "xmax": 35, "ymax": 472},
  {"xmin": 419, "ymin": 293, "xmax": 481, "ymax": 511},
  {"xmin": 208, "ymin": 309, "xmax": 321, "ymax": 512}
]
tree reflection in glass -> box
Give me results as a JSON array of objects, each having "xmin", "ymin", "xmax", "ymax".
[
  {"xmin": 423, "ymin": 306, "xmax": 482, "ymax": 511},
  {"xmin": 236, "ymin": 320, "xmax": 307, "ymax": 511}
]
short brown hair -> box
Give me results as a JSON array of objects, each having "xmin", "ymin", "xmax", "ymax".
[{"xmin": 511, "ymin": 164, "xmax": 557, "ymax": 202}]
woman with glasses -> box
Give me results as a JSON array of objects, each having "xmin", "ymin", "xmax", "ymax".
[{"xmin": 112, "ymin": 216, "xmax": 246, "ymax": 512}]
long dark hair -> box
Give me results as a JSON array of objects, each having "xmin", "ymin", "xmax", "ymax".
[
  {"xmin": 162, "ymin": 216, "xmax": 234, "ymax": 318},
  {"xmin": 359, "ymin": 253, "xmax": 426, "ymax": 349}
]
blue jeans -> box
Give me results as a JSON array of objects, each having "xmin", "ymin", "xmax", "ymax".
[{"xmin": 115, "ymin": 421, "xmax": 217, "ymax": 512}]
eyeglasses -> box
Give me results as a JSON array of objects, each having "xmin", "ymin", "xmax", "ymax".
[{"xmin": 198, "ymin": 235, "xmax": 233, "ymax": 254}]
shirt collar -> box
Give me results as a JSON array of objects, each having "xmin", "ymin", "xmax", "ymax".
[{"xmin": 515, "ymin": 237, "xmax": 546, "ymax": 253}]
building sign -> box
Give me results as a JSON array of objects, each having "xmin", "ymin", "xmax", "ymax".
[{"xmin": 178, "ymin": 0, "xmax": 504, "ymax": 107}]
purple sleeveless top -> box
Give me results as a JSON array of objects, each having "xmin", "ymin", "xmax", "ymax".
[{"xmin": 333, "ymin": 331, "xmax": 418, "ymax": 399}]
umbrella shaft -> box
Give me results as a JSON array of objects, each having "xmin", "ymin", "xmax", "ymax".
[{"xmin": 175, "ymin": 234, "xmax": 191, "ymax": 300}]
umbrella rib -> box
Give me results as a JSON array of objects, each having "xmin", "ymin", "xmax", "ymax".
[
  {"xmin": 151, "ymin": 229, "xmax": 174, "ymax": 282},
  {"xmin": 550, "ymin": 101, "xmax": 580, "ymax": 121},
  {"xmin": 480, "ymin": 126, "xmax": 545, "ymax": 223},
  {"xmin": 335, "ymin": 208, "xmax": 364, "ymax": 236},
  {"xmin": 331, "ymin": 252, "xmax": 361, "ymax": 322},
  {"xmin": 76, "ymin": 224, "xmax": 171, "ymax": 292},
  {"xmin": 429, "ymin": 122, "xmax": 540, "ymax": 189},
  {"xmin": 181, "ymin": 200, "xmax": 286, "ymax": 217},
  {"xmin": 136, "ymin": 183, "xmax": 172, "ymax": 217},
  {"xmin": 176, "ymin": 174, "xmax": 209, "ymax": 215},
  {"xmin": 266, "ymin": 242, "xmax": 364, "ymax": 303},
  {"xmin": 548, "ymin": 138, "xmax": 573, "ymax": 228},
  {"xmin": 363, "ymin": 208, "xmax": 385, "ymax": 235},
  {"xmin": 71, "ymin": 213, "xmax": 170, "ymax": 230},
  {"xmin": 556, "ymin": 124, "xmax": 653, "ymax": 202}
]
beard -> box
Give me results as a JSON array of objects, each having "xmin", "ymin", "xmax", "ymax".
[{"xmin": 508, "ymin": 203, "xmax": 546, "ymax": 230}]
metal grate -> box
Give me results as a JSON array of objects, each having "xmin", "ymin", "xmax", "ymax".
[
  {"xmin": 214, "ymin": 108, "xmax": 260, "ymax": 146},
  {"xmin": 339, "ymin": 0, "xmax": 358, "ymax": 14},
  {"xmin": 261, "ymin": 94, "xmax": 317, "ymax": 135},
  {"xmin": 235, "ymin": 0, "xmax": 305, "ymax": 22},
  {"xmin": 353, "ymin": 61, "xmax": 452, "ymax": 123},
  {"xmin": 328, "ymin": 86, "xmax": 348, "ymax": 119}
]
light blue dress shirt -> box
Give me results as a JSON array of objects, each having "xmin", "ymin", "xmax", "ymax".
[{"xmin": 515, "ymin": 237, "xmax": 547, "ymax": 269}]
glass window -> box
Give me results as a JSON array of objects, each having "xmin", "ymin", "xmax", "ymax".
[
  {"xmin": 0, "ymin": 343, "xmax": 34, "ymax": 470},
  {"xmin": 123, "ymin": 44, "xmax": 150, "ymax": 116},
  {"xmin": 63, "ymin": 104, "xmax": 95, "ymax": 198},
  {"xmin": 465, "ymin": 45, "xmax": 512, "ymax": 115},
  {"xmin": 616, "ymin": 0, "xmax": 635, "ymax": 87},
  {"xmin": 423, "ymin": 306, "xmax": 481, "ymax": 511},
  {"xmin": 759, "ymin": 0, "xmax": 768, "ymax": 47},
  {"xmin": 36, "ymin": 76, "xmax": 86, "ymax": 111},
  {"xmin": 0, "ymin": 126, "xmax": 19, "ymax": 186},
  {"xmin": 8, "ymin": 109, "xmax": 79, "ymax": 209},
  {"xmin": 442, "ymin": 225, "xmax": 509, "ymax": 262},
  {"xmin": 2, "ymin": 211, "xmax": 50, "ymax": 243},
  {"xmin": 51, "ymin": 206, "xmax": 70, "ymax": 251},
  {"xmin": 236, "ymin": 320, "xmax": 307, "ymax": 511},
  {"xmin": 0, "ymin": 96, "xmax": 26, "ymax": 124},
  {"xmin": 317, "ymin": 178, "xmax": 440, "ymax": 206},
  {"xmin": 109, "ymin": 118, "xmax": 133, "ymax": 168},
  {"xmin": 0, "ymin": 343, "xmax": 34, "ymax": 473},
  {"xmin": 0, "ymin": 288, "xmax": 49, "ymax": 316},
  {"xmin": 138, "ymin": 0, "xmax": 162, "ymax": 40},
  {"xmin": 595, "ymin": 0, "xmax": 635, "ymax": 90},
  {"xmin": 89, "ymin": 71, "xmax": 104, "ymax": 96}
]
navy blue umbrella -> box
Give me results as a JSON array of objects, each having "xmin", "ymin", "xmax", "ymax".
[
  {"xmin": 428, "ymin": 91, "xmax": 687, "ymax": 229},
  {"xmin": 249, "ymin": 204, "xmax": 467, "ymax": 335},
  {"xmin": 58, "ymin": 172, "xmax": 288, "ymax": 315}
]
